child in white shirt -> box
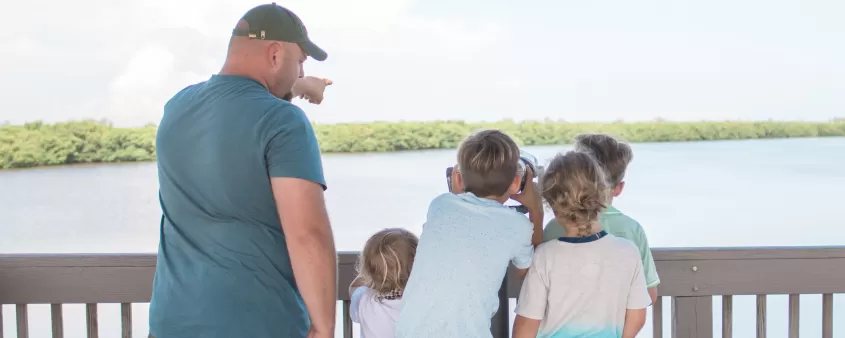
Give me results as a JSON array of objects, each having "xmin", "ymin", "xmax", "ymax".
[
  {"xmin": 350, "ymin": 228, "xmax": 419, "ymax": 338},
  {"xmin": 513, "ymin": 151, "xmax": 651, "ymax": 338}
]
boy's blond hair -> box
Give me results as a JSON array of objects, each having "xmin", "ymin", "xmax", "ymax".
[
  {"xmin": 573, "ymin": 133, "xmax": 633, "ymax": 186},
  {"xmin": 356, "ymin": 228, "xmax": 419, "ymax": 296},
  {"xmin": 541, "ymin": 151, "xmax": 611, "ymax": 237},
  {"xmin": 457, "ymin": 129, "xmax": 522, "ymax": 197}
]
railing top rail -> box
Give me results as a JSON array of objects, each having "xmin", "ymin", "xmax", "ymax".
[
  {"xmin": 3, "ymin": 246, "xmax": 845, "ymax": 268},
  {"xmin": 3, "ymin": 246, "xmax": 845, "ymax": 303},
  {"xmin": 651, "ymin": 246, "xmax": 845, "ymax": 261}
]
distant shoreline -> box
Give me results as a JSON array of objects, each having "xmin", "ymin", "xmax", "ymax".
[{"xmin": 2, "ymin": 119, "xmax": 844, "ymax": 170}]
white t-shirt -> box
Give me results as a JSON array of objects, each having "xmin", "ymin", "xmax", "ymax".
[
  {"xmin": 350, "ymin": 286, "xmax": 403, "ymax": 338},
  {"xmin": 515, "ymin": 234, "xmax": 651, "ymax": 338}
]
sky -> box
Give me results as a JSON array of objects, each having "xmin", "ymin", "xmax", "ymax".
[{"xmin": 1, "ymin": 0, "xmax": 843, "ymax": 127}]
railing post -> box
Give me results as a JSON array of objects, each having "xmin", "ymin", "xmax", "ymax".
[
  {"xmin": 491, "ymin": 276, "xmax": 509, "ymax": 338},
  {"xmin": 672, "ymin": 296, "xmax": 713, "ymax": 338}
]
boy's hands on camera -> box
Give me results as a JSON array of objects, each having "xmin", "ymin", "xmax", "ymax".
[
  {"xmin": 511, "ymin": 166, "xmax": 544, "ymax": 247},
  {"xmin": 449, "ymin": 165, "xmax": 465, "ymax": 194},
  {"xmin": 512, "ymin": 166, "xmax": 542, "ymax": 214}
]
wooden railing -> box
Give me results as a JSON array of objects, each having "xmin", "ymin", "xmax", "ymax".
[{"xmin": 1, "ymin": 246, "xmax": 844, "ymax": 338}]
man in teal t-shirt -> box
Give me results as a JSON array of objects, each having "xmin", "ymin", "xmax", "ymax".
[
  {"xmin": 149, "ymin": 4, "xmax": 337, "ymax": 338},
  {"xmin": 542, "ymin": 134, "xmax": 660, "ymax": 303}
]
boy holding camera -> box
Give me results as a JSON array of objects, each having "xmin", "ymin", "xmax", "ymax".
[{"xmin": 395, "ymin": 129, "xmax": 544, "ymax": 338}]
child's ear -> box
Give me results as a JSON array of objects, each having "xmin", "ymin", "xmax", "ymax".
[
  {"xmin": 508, "ymin": 175, "xmax": 522, "ymax": 195},
  {"xmin": 613, "ymin": 181, "xmax": 625, "ymax": 197}
]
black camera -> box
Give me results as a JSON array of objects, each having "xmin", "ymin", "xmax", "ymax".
[{"xmin": 445, "ymin": 150, "xmax": 540, "ymax": 214}]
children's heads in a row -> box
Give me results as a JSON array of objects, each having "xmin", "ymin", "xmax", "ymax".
[
  {"xmin": 356, "ymin": 228, "xmax": 419, "ymax": 298},
  {"xmin": 542, "ymin": 133, "xmax": 633, "ymax": 237}
]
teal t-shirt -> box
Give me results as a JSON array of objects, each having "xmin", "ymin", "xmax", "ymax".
[
  {"xmin": 542, "ymin": 205, "xmax": 661, "ymax": 288},
  {"xmin": 149, "ymin": 74, "xmax": 326, "ymax": 338}
]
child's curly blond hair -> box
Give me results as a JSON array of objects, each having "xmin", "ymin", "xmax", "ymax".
[
  {"xmin": 540, "ymin": 151, "xmax": 611, "ymax": 237},
  {"xmin": 355, "ymin": 228, "xmax": 419, "ymax": 296}
]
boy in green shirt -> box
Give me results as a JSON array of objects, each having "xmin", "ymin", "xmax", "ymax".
[{"xmin": 542, "ymin": 133, "xmax": 660, "ymax": 303}]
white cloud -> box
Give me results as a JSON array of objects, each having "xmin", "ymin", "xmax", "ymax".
[
  {"xmin": 0, "ymin": 0, "xmax": 842, "ymax": 125},
  {"xmin": 111, "ymin": 45, "xmax": 175, "ymax": 92},
  {"xmin": 0, "ymin": 0, "xmax": 508, "ymax": 126}
]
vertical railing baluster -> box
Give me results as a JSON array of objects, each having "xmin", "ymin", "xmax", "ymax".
[
  {"xmin": 822, "ymin": 294, "xmax": 833, "ymax": 338},
  {"xmin": 51, "ymin": 304, "xmax": 64, "ymax": 338},
  {"xmin": 121, "ymin": 303, "xmax": 132, "ymax": 338},
  {"xmin": 15, "ymin": 304, "xmax": 28, "ymax": 338},
  {"xmin": 788, "ymin": 294, "xmax": 799, "ymax": 338},
  {"xmin": 756, "ymin": 295, "xmax": 767, "ymax": 338},
  {"xmin": 86, "ymin": 304, "xmax": 98, "ymax": 338},
  {"xmin": 722, "ymin": 295, "xmax": 733, "ymax": 338},
  {"xmin": 342, "ymin": 300, "xmax": 353, "ymax": 338},
  {"xmin": 1, "ymin": 303, "xmax": 4, "ymax": 338},
  {"xmin": 652, "ymin": 296, "xmax": 662, "ymax": 338}
]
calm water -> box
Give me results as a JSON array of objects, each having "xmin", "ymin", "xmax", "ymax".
[{"xmin": 2, "ymin": 137, "xmax": 845, "ymax": 337}]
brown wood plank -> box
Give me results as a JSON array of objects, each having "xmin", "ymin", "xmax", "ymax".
[
  {"xmin": 756, "ymin": 295, "xmax": 766, "ymax": 338},
  {"xmin": 788, "ymin": 294, "xmax": 799, "ymax": 338},
  {"xmin": 646, "ymin": 258, "xmax": 845, "ymax": 297},
  {"xmin": 51, "ymin": 304, "xmax": 63, "ymax": 338},
  {"xmin": 0, "ymin": 252, "xmax": 360, "ymax": 268},
  {"xmin": 822, "ymin": 293, "xmax": 833, "ymax": 338},
  {"xmin": 722, "ymin": 295, "xmax": 732, "ymax": 338},
  {"xmin": 121, "ymin": 303, "xmax": 132, "ymax": 338},
  {"xmin": 15, "ymin": 304, "xmax": 28, "ymax": 338},
  {"xmin": 671, "ymin": 296, "xmax": 713, "ymax": 338},
  {"xmin": 86, "ymin": 303, "xmax": 98, "ymax": 338},
  {"xmin": 0, "ymin": 253, "xmax": 359, "ymax": 304},
  {"xmin": 4, "ymin": 250, "xmax": 845, "ymax": 304},
  {"xmin": 652, "ymin": 296, "xmax": 663, "ymax": 338},
  {"xmin": 508, "ymin": 254, "xmax": 845, "ymax": 298},
  {"xmin": 653, "ymin": 246, "xmax": 845, "ymax": 261},
  {"xmin": 336, "ymin": 255, "xmax": 358, "ymax": 301},
  {"xmin": 342, "ymin": 300, "xmax": 353, "ymax": 338}
]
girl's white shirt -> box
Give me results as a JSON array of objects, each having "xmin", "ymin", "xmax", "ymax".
[{"xmin": 350, "ymin": 286, "xmax": 403, "ymax": 338}]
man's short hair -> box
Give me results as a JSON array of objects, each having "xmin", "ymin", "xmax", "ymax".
[
  {"xmin": 457, "ymin": 129, "xmax": 521, "ymax": 197},
  {"xmin": 573, "ymin": 133, "xmax": 633, "ymax": 186}
]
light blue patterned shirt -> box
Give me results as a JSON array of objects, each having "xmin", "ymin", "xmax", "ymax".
[{"xmin": 396, "ymin": 192, "xmax": 535, "ymax": 338}]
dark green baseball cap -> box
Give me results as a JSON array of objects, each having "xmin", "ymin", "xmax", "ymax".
[{"xmin": 232, "ymin": 3, "xmax": 327, "ymax": 61}]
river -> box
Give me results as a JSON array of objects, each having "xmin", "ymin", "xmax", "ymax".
[{"xmin": 2, "ymin": 137, "xmax": 845, "ymax": 337}]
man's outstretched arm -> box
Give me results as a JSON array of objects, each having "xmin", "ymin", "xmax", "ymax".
[{"xmin": 272, "ymin": 177, "xmax": 337, "ymax": 336}]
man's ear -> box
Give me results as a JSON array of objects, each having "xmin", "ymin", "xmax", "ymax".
[{"xmin": 267, "ymin": 43, "xmax": 283, "ymax": 69}]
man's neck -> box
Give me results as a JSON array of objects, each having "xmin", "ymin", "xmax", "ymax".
[{"xmin": 219, "ymin": 63, "xmax": 269, "ymax": 90}]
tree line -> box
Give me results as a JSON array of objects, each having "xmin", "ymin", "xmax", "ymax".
[{"xmin": 2, "ymin": 119, "xmax": 844, "ymax": 169}]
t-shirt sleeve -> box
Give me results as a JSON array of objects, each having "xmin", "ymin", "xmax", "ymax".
[
  {"xmin": 511, "ymin": 217, "xmax": 535, "ymax": 269},
  {"xmin": 627, "ymin": 257, "xmax": 652, "ymax": 310},
  {"xmin": 265, "ymin": 104, "xmax": 326, "ymax": 190},
  {"xmin": 349, "ymin": 286, "xmax": 368, "ymax": 323},
  {"xmin": 634, "ymin": 226, "xmax": 661, "ymax": 288},
  {"xmin": 515, "ymin": 249, "xmax": 548, "ymax": 320}
]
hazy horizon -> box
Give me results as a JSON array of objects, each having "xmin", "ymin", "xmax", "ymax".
[{"xmin": 4, "ymin": 115, "xmax": 845, "ymax": 128}]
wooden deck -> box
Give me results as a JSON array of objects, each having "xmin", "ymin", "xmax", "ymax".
[{"xmin": 1, "ymin": 246, "xmax": 844, "ymax": 338}]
